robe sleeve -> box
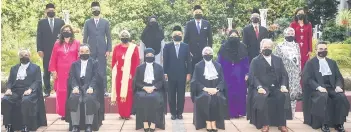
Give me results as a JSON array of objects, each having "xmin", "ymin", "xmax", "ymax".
[
  {"xmin": 29, "ymin": 65, "xmax": 42, "ymax": 92},
  {"xmin": 154, "ymin": 67, "xmax": 165, "ymax": 90},
  {"xmin": 279, "ymin": 58, "xmax": 289, "ymax": 87},
  {"xmin": 248, "ymin": 58, "xmax": 262, "ymax": 89},
  {"xmin": 333, "ymin": 60, "xmax": 344, "ymax": 88},
  {"xmin": 190, "ymin": 65, "xmax": 205, "ymax": 102},
  {"xmin": 6, "ymin": 66, "xmax": 15, "ymax": 89},
  {"xmin": 69, "ymin": 63, "xmax": 79, "ymax": 89},
  {"xmin": 302, "ymin": 60, "xmax": 319, "ymax": 90},
  {"xmin": 133, "ymin": 67, "xmax": 144, "ymax": 91},
  {"xmin": 216, "ymin": 65, "xmax": 225, "ymax": 91},
  {"xmin": 49, "ymin": 42, "xmax": 59, "ymax": 72},
  {"xmin": 88, "ymin": 61, "xmax": 99, "ymax": 90}
]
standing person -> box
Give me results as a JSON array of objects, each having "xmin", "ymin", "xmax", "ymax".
[
  {"xmin": 273, "ymin": 27, "xmax": 302, "ymax": 117},
  {"xmin": 36, "ymin": 3, "xmax": 65, "ymax": 97},
  {"xmin": 290, "ymin": 8, "xmax": 313, "ymax": 70},
  {"xmin": 139, "ymin": 15, "xmax": 165, "ymax": 66},
  {"xmin": 242, "ymin": 8, "xmax": 269, "ymax": 63},
  {"xmin": 83, "ymin": 1, "xmax": 112, "ymax": 95},
  {"xmin": 302, "ymin": 41, "xmax": 349, "ymax": 132},
  {"xmin": 111, "ymin": 30, "xmax": 140, "ymax": 120},
  {"xmin": 163, "ymin": 26, "xmax": 192, "ymax": 120},
  {"xmin": 217, "ymin": 30, "xmax": 249, "ymax": 118},
  {"xmin": 184, "ymin": 5, "xmax": 213, "ymax": 72},
  {"xmin": 49, "ymin": 25, "xmax": 80, "ymax": 119}
]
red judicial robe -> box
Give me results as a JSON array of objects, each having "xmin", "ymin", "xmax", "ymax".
[{"xmin": 290, "ymin": 21, "xmax": 313, "ymax": 70}]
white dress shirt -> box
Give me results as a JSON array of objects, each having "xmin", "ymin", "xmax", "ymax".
[
  {"xmin": 94, "ymin": 18, "xmax": 100, "ymax": 26},
  {"xmin": 252, "ymin": 23, "xmax": 259, "ymax": 32},
  {"xmin": 48, "ymin": 18, "xmax": 55, "ymax": 27},
  {"xmin": 196, "ymin": 19, "xmax": 202, "ymax": 29},
  {"xmin": 17, "ymin": 63, "xmax": 30, "ymax": 80},
  {"xmin": 80, "ymin": 60, "xmax": 88, "ymax": 77},
  {"xmin": 264, "ymin": 55, "xmax": 272, "ymax": 66}
]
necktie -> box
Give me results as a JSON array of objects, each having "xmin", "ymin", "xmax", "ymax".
[
  {"xmin": 255, "ymin": 26, "xmax": 259, "ymax": 39},
  {"xmin": 95, "ymin": 19, "xmax": 99, "ymax": 27},
  {"xmin": 175, "ymin": 44, "xmax": 180, "ymax": 58},
  {"xmin": 49, "ymin": 19, "xmax": 54, "ymax": 32},
  {"xmin": 196, "ymin": 21, "xmax": 201, "ymax": 34}
]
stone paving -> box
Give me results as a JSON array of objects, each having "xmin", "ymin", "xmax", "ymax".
[{"xmin": 2, "ymin": 112, "xmax": 351, "ymax": 132}]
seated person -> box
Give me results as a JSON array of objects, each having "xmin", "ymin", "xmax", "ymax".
[
  {"xmin": 133, "ymin": 48, "xmax": 166, "ymax": 132},
  {"xmin": 2, "ymin": 49, "xmax": 47, "ymax": 132},
  {"xmin": 248, "ymin": 39, "xmax": 290, "ymax": 132},
  {"xmin": 190, "ymin": 47, "xmax": 227, "ymax": 132},
  {"xmin": 302, "ymin": 41, "xmax": 350, "ymax": 132},
  {"xmin": 65, "ymin": 44, "xmax": 102, "ymax": 132}
]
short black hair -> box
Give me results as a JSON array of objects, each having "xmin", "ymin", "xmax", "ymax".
[
  {"xmin": 193, "ymin": 5, "xmax": 202, "ymax": 11},
  {"xmin": 80, "ymin": 44, "xmax": 90, "ymax": 50},
  {"xmin": 316, "ymin": 41, "xmax": 328, "ymax": 49},
  {"xmin": 46, "ymin": 3, "xmax": 55, "ymax": 9},
  {"xmin": 91, "ymin": 2, "xmax": 100, "ymax": 7}
]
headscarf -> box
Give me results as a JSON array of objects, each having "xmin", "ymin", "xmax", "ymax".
[
  {"xmin": 202, "ymin": 47, "xmax": 218, "ymax": 80},
  {"xmin": 144, "ymin": 48, "xmax": 155, "ymax": 84},
  {"xmin": 141, "ymin": 15, "xmax": 165, "ymax": 55},
  {"xmin": 119, "ymin": 30, "xmax": 131, "ymax": 38},
  {"xmin": 219, "ymin": 30, "xmax": 248, "ymax": 63},
  {"xmin": 283, "ymin": 27, "xmax": 295, "ymax": 37}
]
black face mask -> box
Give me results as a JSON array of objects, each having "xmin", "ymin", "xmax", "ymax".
[
  {"xmin": 62, "ymin": 32, "xmax": 72, "ymax": 38},
  {"xmin": 121, "ymin": 38, "xmax": 129, "ymax": 43},
  {"xmin": 262, "ymin": 49, "xmax": 272, "ymax": 56},
  {"xmin": 80, "ymin": 54, "xmax": 90, "ymax": 60},
  {"xmin": 318, "ymin": 51, "xmax": 328, "ymax": 58},
  {"xmin": 251, "ymin": 17, "xmax": 260, "ymax": 23},
  {"xmin": 203, "ymin": 55, "xmax": 213, "ymax": 61},
  {"xmin": 20, "ymin": 57, "xmax": 30, "ymax": 64},
  {"xmin": 92, "ymin": 11, "xmax": 100, "ymax": 16},
  {"xmin": 149, "ymin": 21, "xmax": 157, "ymax": 26},
  {"xmin": 228, "ymin": 37, "xmax": 240, "ymax": 44},
  {"xmin": 145, "ymin": 56, "xmax": 155, "ymax": 63},
  {"xmin": 285, "ymin": 36, "xmax": 295, "ymax": 42},
  {"xmin": 173, "ymin": 35, "xmax": 182, "ymax": 42},
  {"xmin": 297, "ymin": 14, "xmax": 305, "ymax": 20},
  {"xmin": 194, "ymin": 14, "xmax": 202, "ymax": 19},
  {"xmin": 47, "ymin": 11, "xmax": 55, "ymax": 18}
]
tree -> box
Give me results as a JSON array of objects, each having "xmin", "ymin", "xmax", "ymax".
[{"xmin": 307, "ymin": 0, "xmax": 339, "ymax": 26}]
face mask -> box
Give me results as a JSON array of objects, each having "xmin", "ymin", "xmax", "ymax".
[
  {"xmin": 47, "ymin": 11, "xmax": 55, "ymax": 18},
  {"xmin": 285, "ymin": 36, "xmax": 295, "ymax": 42},
  {"xmin": 318, "ymin": 51, "xmax": 328, "ymax": 58},
  {"xmin": 297, "ymin": 14, "xmax": 305, "ymax": 20},
  {"xmin": 251, "ymin": 17, "xmax": 260, "ymax": 23},
  {"xmin": 92, "ymin": 11, "xmax": 100, "ymax": 16},
  {"xmin": 145, "ymin": 56, "xmax": 155, "ymax": 63},
  {"xmin": 228, "ymin": 37, "xmax": 240, "ymax": 43},
  {"xmin": 20, "ymin": 57, "xmax": 30, "ymax": 64},
  {"xmin": 194, "ymin": 14, "xmax": 202, "ymax": 19},
  {"xmin": 121, "ymin": 38, "xmax": 129, "ymax": 43},
  {"xmin": 149, "ymin": 21, "xmax": 157, "ymax": 26},
  {"xmin": 203, "ymin": 55, "xmax": 213, "ymax": 61},
  {"xmin": 62, "ymin": 32, "xmax": 72, "ymax": 38},
  {"xmin": 80, "ymin": 54, "xmax": 90, "ymax": 60},
  {"xmin": 173, "ymin": 35, "xmax": 182, "ymax": 42},
  {"xmin": 262, "ymin": 49, "xmax": 272, "ymax": 56}
]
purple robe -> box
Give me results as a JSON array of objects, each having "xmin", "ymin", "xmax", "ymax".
[{"xmin": 218, "ymin": 55, "xmax": 249, "ymax": 118}]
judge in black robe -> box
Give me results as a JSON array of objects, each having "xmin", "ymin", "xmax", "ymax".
[
  {"xmin": 1, "ymin": 49, "xmax": 47, "ymax": 132},
  {"xmin": 302, "ymin": 42, "xmax": 349, "ymax": 132},
  {"xmin": 190, "ymin": 47, "xmax": 227, "ymax": 132},
  {"xmin": 248, "ymin": 39, "xmax": 291, "ymax": 132},
  {"xmin": 133, "ymin": 48, "xmax": 166, "ymax": 132},
  {"xmin": 65, "ymin": 45, "xmax": 103, "ymax": 132}
]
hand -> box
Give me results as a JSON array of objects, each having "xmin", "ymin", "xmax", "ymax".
[
  {"xmin": 120, "ymin": 97, "xmax": 126, "ymax": 102},
  {"xmin": 209, "ymin": 88, "xmax": 218, "ymax": 95},
  {"xmin": 72, "ymin": 87, "xmax": 79, "ymax": 94},
  {"xmin": 280, "ymin": 86, "xmax": 288, "ymax": 93},
  {"xmin": 110, "ymin": 100, "xmax": 116, "ymax": 105},
  {"xmin": 105, "ymin": 52, "xmax": 110, "ymax": 57},
  {"xmin": 86, "ymin": 88, "xmax": 93, "ymax": 94},
  {"xmin": 245, "ymin": 75, "xmax": 249, "ymax": 81},
  {"xmin": 317, "ymin": 87, "xmax": 327, "ymax": 93},
  {"xmin": 38, "ymin": 51, "xmax": 44, "ymax": 58},
  {"xmin": 23, "ymin": 89, "xmax": 32, "ymax": 95},
  {"xmin": 335, "ymin": 86, "xmax": 343, "ymax": 93},
  {"xmin": 5, "ymin": 89, "xmax": 12, "ymax": 95},
  {"xmin": 164, "ymin": 74, "xmax": 168, "ymax": 81},
  {"xmin": 307, "ymin": 52, "xmax": 312, "ymax": 56},
  {"xmin": 186, "ymin": 74, "xmax": 191, "ymax": 82},
  {"xmin": 52, "ymin": 71, "xmax": 57, "ymax": 79},
  {"xmin": 258, "ymin": 88, "xmax": 266, "ymax": 94}
]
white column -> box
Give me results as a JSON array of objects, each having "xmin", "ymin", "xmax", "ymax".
[
  {"xmin": 259, "ymin": 9, "xmax": 268, "ymax": 28},
  {"xmin": 227, "ymin": 18, "xmax": 233, "ymax": 30},
  {"xmin": 62, "ymin": 10, "xmax": 70, "ymax": 24}
]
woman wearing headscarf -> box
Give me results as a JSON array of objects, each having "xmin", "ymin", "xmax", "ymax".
[
  {"xmin": 133, "ymin": 48, "xmax": 166, "ymax": 132},
  {"xmin": 191, "ymin": 47, "xmax": 227, "ymax": 132},
  {"xmin": 139, "ymin": 15, "xmax": 165, "ymax": 66},
  {"xmin": 217, "ymin": 30, "xmax": 249, "ymax": 118},
  {"xmin": 273, "ymin": 27, "xmax": 302, "ymax": 117},
  {"xmin": 111, "ymin": 30, "xmax": 140, "ymax": 120}
]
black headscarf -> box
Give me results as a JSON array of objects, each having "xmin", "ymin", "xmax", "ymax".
[
  {"xmin": 141, "ymin": 15, "xmax": 165, "ymax": 55},
  {"xmin": 219, "ymin": 30, "xmax": 248, "ymax": 63},
  {"xmin": 144, "ymin": 48, "xmax": 155, "ymax": 56}
]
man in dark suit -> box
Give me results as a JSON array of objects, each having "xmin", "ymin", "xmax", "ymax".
[
  {"xmin": 83, "ymin": 2, "xmax": 112, "ymax": 95},
  {"xmin": 36, "ymin": 3, "xmax": 65, "ymax": 97},
  {"xmin": 163, "ymin": 26, "xmax": 192, "ymax": 120},
  {"xmin": 184, "ymin": 5, "xmax": 213, "ymax": 72},
  {"xmin": 243, "ymin": 9, "xmax": 269, "ymax": 63}
]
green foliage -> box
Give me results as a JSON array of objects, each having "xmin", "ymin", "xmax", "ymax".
[
  {"xmin": 274, "ymin": 17, "xmax": 293, "ymax": 37},
  {"xmin": 321, "ymin": 20, "xmax": 348, "ymax": 43},
  {"xmin": 343, "ymin": 37, "xmax": 351, "ymax": 44},
  {"xmin": 307, "ymin": 0, "xmax": 339, "ymax": 26}
]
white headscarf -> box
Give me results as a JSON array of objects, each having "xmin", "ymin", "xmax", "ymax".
[
  {"xmin": 144, "ymin": 62, "xmax": 154, "ymax": 84},
  {"xmin": 318, "ymin": 58, "xmax": 332, "ymax": 76},
  {"xmin": 17, "ymin": 63, "xmax": 30, "ymax": 80},
  {"xmin": 202, "ymin": 47, "xmax": 218, "ymax": 80}
]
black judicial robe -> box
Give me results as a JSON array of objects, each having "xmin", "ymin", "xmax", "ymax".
[
  {"xmin": 133, "ymin": 63, "xmax": 167, "ymax": 130},
  {"xmin": 65, "ymin": 59, "xmax": 105, "ymax": 131},
  {"xmin": 190, "ymin": 60, "xmax": 228, "ymax": 130},
  {"xmin": 1, "ymin": 63, "xmax": 47, "ymax": 131},
  {"xmin": 247, "ymin": 55, "xmax": 292, "ymax": 129},
  {"xmin": 302, "ymin": 57, "xmax": 349, "ymax": 129}
]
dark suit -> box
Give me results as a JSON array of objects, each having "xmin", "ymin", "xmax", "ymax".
[
  {"xmin": 163, "ymin": 42, "xmax": 192, "ymax": 115},
  {"xmin": 242, "ymin": 24, "xmax": 269, "ymax": 63},
  {"xmin": 184, "ymin": 19, "xmax": 213, "ymax": 72},
  {"xmin": 36, "ymin": 18, "xmax": 65, "ymax": 93}
]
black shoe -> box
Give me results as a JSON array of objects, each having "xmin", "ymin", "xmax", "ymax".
[
  {"xmin": 335, "ymin": 124, "xmax": 345, "ymax": 132},
  {"xmin": 60, "ymin": 116, "xmax": 65, "ymax": 120},
  {"xmin": 171, "ymin": 115, "xmax": 177, "ymax": 120},
  {"xmin": 149, "ymin": 128, "xmax": 155, "ymax": 132},
  {"xmin": 85, "ymin": 125, "xmax": 92, "ymax": 132},
  {"xmin": 5, "ymin": 124, "xmax": 13, "ymax": 132},
  {"xmin": 144, "ymin": 128, "xmax": 150, "ymax": 132},
  {"xmin": 206, "ymin": 129, "xmax": 212, "ymax": 132},
  {"xmin": 211, "ymin": 129, "xmax": 218, "ymax": 132},
  {"xmin": 72, "ymin": 126, "xmax": 79, "ymax": 132},
  {"xmin": 177, "ymin": 115, "xmax": 183, "ymax": 120},
  {"xmin": 321, "ymin": 124, "xmax": 330, "ymax": 132},
  {"xmin": 21, "ymin": 125, "xmax": 29, "ymax": 132}
]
